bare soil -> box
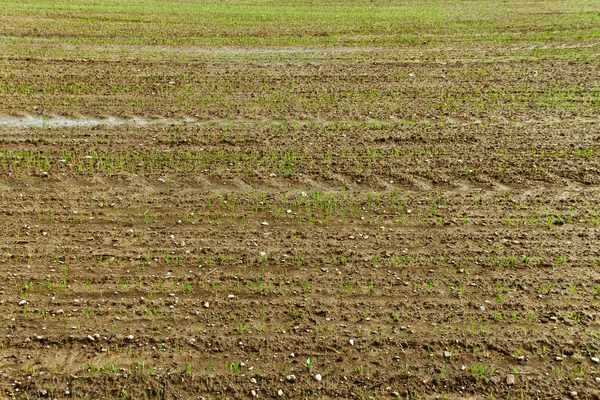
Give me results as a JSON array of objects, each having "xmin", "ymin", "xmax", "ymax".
[
  {"xmin": 1, "ymin": 113, "xmax": 600, "ymax": 399},
  {"xmin": 1, "ymin": 2, "xmax": 600, "ymax": 399}
]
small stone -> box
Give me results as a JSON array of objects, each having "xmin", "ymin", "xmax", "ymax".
[
  {"xmin": 250, "ymin": 378, "xmax": 257, "ymax": 384},
  {"xmin": 315, "ymin": 373, "xmax": 322, "ymax": 381},
  {"xmin": 506, "ymin": 374, "xmax": 515, "ymax": 386},
  {"xmin": 480, "ymin": 306, "xmax": 486, "ymax": 311},
  {"xmin": 87, "ymin": 335, "xmax": 95, "ymax": 342},
  {"xmin": 204, "ymin": 302, "xmax": 210, "ymax": 308},
  {"xmin": 251, "ymin": 390, "xmax": 257, "ymax": 397},
  {"xmin": 444, "ymin": 351, "xmax": 452, "ymax": 358},
  {"xmin": 261, "ymin": 221, "xmax": 269, "ymax": 226},
  {"xmin": 127, "ymin": 334, "xmax": 134, "ymax": 340},
  {"xmin": 18, "ymin": 300, "xmax": 27, "ymax": 306},
  {"xmin": 278, "ymin": 389, "xmax": 284, "ymax": 396},
  {"xmin": 556, "ymin": 356, "xmax": 563, "ymax": 361},
  {"xmin": 461, "ymin": 365, "xmax": 466, "ymax": 371},
  {"xmin": 286, "ymin": 374, "xmax": 296, "ymax": 382},
  {"xmin": 595, "ymin": 377, "xmax": 600, "ymax": 383},
  {"xmin": 570, "ymin": 391, "xmax": 578, "ymax": 397},
  {"xmin": 591, "ymin": 357, "xmax": 599, "ymax": 363},
  {"xmin": 57, "ymin": 309, "xmax": 64, "ymax": 314},
  {"xmin": 349, "ymin": 339, "xmax": 355, "ymax": 346},
  {"xmin": 228, "ymin": 294, "xmax": 235, "ymax": 299}
]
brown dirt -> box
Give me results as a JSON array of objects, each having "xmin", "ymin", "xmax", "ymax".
[
  {"xmin": 1, "ymin": 116, "xmax": 600, "ymax": 399},
  {"xmin": 1, "ymin": 3, "xmax": 600, "ymax": 399}
]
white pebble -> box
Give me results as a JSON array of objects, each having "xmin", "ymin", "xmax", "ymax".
[{"xmin": 506, "ymin": 374, "xmax": 515, "ymax": 386}]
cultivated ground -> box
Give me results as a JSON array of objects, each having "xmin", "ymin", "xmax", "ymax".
[{"xmin": 1, "ymin": 0, "xmax": 600, "ymax": 399}]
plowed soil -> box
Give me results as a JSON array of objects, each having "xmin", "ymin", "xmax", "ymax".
[{"xmin": 1, "ymin": 1, "xmax": 600, "ymax": 399}]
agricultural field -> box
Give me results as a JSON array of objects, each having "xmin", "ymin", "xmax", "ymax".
[{"xmin": 1, "ymin": 0, "xmax": 600, "ymax": 398}]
